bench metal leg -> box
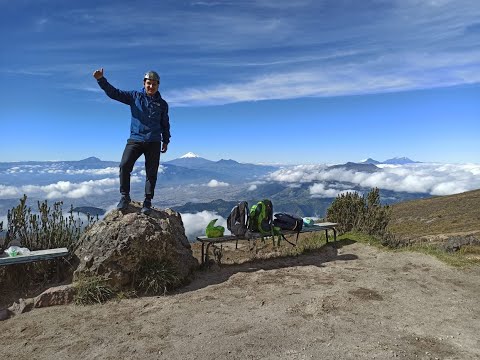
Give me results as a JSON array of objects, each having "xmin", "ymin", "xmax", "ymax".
[
  {"xmin": 56, "ymin": 259, "xmax": 61, "ymax": 283},
  {"xmin": 201, "ymin": 242, "xmax": 205, "ymax": 265},
  {"xmin": 205, "ymin": 242, "xmax": 213, "ymax": 264}
]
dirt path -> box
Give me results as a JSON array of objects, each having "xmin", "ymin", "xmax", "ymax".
[{"xmin": 1, "ymin": 240, "xmax": 479, "ymax": 360}]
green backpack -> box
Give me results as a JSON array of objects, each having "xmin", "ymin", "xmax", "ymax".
[
  {"xmin": 247, "ymin": 199, "xmax": 291, "ymax": 245},
  {"xmin": 248, "ymin": 199, "xmax": 277, "ymax": 234}
]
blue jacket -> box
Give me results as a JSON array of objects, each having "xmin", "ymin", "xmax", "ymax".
[{"xmin": 97, "ymin": 77, "xmax": 171, "ymax": 143}]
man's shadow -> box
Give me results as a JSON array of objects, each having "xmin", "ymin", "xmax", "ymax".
[{"xmin": 177, "ymin": 238, "xmax": 358, "ymax": 294}]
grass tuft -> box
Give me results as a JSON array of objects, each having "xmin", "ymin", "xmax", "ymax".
[
  {"xmin": 74, "ymin": 275, "xmax": 115, "ymax": 305},
  {"xmin": 135, "ymin": 259, "xmax": 180, "ymax": 295}
]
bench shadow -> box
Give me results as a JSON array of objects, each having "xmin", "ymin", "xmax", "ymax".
[
  {"xmin": 0, "ymin": 259, "xmax": 73, "ymax": 309},
  {"xmin": 177, "ymin": 238, "xmax": 358, "ymax": 294}
]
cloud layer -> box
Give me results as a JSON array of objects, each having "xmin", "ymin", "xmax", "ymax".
[
  {"xmin": 1, "ymin": 162, "xmax": 479, "ymax": 201},
  {"xmin": 268, "ymin": 163, "xmax": 480, "ymax": 196},
  {"xmin": 0, "ymin": 177, "xmax": 141, "ymax": 199}
]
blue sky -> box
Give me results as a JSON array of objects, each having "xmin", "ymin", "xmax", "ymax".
[{"xmin": 1, "ymin": 0, "xmax": 479, "ymax": 164}]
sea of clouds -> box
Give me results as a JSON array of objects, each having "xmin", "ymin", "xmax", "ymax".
[
  {"xmin": 266, "ymin": 163, "xmax": 480, "ymax": 197},
  {"xmin": 1, "ymin": 161, "xmax": 479, "ymax": 240}
]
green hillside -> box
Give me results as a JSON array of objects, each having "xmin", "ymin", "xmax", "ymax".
[{"xmin": 388, "ymin": 189, "xmax": 480, "ymax": 238}]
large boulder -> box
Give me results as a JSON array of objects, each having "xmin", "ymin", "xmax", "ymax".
[{"xmin": 74, "ymin": 202, "xmax": 198, "ymax": 290}]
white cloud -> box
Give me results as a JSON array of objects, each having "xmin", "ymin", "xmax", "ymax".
[
  {"xmin": 2, "ymin": 165, "xmax": 120, "ymax": 176},
  {"xmin": 309, "ymin": 183, "xmax": 356, "ymax": 198},
  {"xmin": 139, "ymin": 165, "xmax": 164, "ymax": 177},
  {"xmin": 0, "ymin": 177, "xmax": 141, "ymax": 200},
  {"xmin": 248, "ymin": 184, "xmax": 257, "ymax": 191},
  {"xmin": 180, "ymin": 211, "xmax": 228, "ymax": 240},
  {"xmin": 0, "ymin": 185, "xmax": 20, "ymax": 198},
  {"xmin": 65, "ymin": 167, "xmax": 118, "ymax": 175},
  {"xmin": 207, "ymin": 179, "xmax": 229, "ymax": 187},
  {"xmin": 267, "ymin": 163, "xmax": 480, "ymax": 196}
]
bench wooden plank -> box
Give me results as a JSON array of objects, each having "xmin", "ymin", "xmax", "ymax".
[
  {"xmin": 0, "ymin": 247, "xmax": 69, "ymax": 266},
  {"xmin": 196, "ymin": 223, "xmax": 338, "ymax": 243},
  {"xmin": 314, "ymin": 222, "xmax": 338, "ymax": 228}
]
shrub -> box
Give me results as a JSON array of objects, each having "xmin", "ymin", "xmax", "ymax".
[
  {"xmin": 135, "ymin": 258, "xmax": 180, "ymax": 295},
  {"xmin": 2, "ymin": 194, "xmax": 97, "ymax": 252},
  {"xmin": 326, "ymin": 188, "xmax": 391, "ymax": 238}
]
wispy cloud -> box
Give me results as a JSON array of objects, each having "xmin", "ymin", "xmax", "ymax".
[
  {"xmin": 267, "ymin": 163, "xmax": 480, "ymax": 196},
  {"xmin": 3, "ymin": 1, "xmax": 478, "ymax": 106},
  {"xmin": 166, "ymin": 48, "xmax": 480, "ymax": 106},
  {"xmin": 34, "ymin": 17, "xmax": 48, "ymax": 32}
]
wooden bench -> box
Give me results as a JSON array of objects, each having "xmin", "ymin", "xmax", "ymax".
[
  {"xmin": 196, "ymin": 223, "xmax": 338, "ymax": 265},
  {"xmin": 0, "ymin": 248, "xmax": 69, "ymax": 266}
]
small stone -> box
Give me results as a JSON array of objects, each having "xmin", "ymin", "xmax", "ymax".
[
  {"xmin": 34, "ymin": 285, "xmax": 75, "ymax": 308},
  {"xmin": 8, "ymin": 298, "xmax": 34, "ymax": 315}
]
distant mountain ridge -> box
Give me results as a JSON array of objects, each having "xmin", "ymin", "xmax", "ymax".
[
  {"xmin": 164, "ymin": 155, "xmax": 278, "ymax": 181},
  {"xmin": 360, "ymin": 156, "xmax": 419, "ymax": 165},
  {"xmin": 361, "ymin": 158, "xmax": 381, "ymax": 165},
  {"xmin": 328, "ymin": 162, "xmax": 379, "ymax": 173}
]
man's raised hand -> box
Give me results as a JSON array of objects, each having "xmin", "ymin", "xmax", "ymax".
[{"xmin": 93, "ymin": 68, "xmax": 104, "ymax": 80}]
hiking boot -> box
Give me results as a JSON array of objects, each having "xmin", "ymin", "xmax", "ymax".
[
  {"xmin": 117, "ymin": 195, "xmax": 131, "ymax": 210},
  {"xmin": 141, "ymin": 199, "xmax": 152, "ymax": 215}
]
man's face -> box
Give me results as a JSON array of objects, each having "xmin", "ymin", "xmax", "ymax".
[{"xmin": 144, "ymin": 79, "xmax": 159, "ymax": 96}]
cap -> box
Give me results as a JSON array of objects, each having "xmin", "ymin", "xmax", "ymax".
[{"xmin": 144, "ymin": 71, "xmax": 160, "ymax": 82}]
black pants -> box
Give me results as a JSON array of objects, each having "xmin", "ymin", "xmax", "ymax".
[{"xmin": 119, "ymin": 140, "xmax": 161, "ymax": 200}]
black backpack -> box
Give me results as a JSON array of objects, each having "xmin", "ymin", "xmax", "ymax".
[
  {"xmin": 227, "ymin": 201, "xmax": 249, "ymax": 237},
  {"xmin": 273, "ymin": 213, "xmax": 303, "ymax": 232}
]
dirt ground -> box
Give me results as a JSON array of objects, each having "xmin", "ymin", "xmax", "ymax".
[{"xmin": 1, "ymin": 239, "xmax": 479, "ymax": 360}]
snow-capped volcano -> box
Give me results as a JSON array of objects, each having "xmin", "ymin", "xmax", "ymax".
[{"xmin": 180, "ymin": 152, "xmax": 200, "ymax": 159}]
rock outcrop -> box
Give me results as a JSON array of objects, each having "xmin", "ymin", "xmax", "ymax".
[{"xmin": 74, "ymin": 202, "xmax": 198, "ymax": 290}]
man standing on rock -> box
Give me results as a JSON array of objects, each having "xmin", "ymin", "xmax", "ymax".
[{"xmin": 93, "ymin": 68, "xmax": 171, "ymax": 215}]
